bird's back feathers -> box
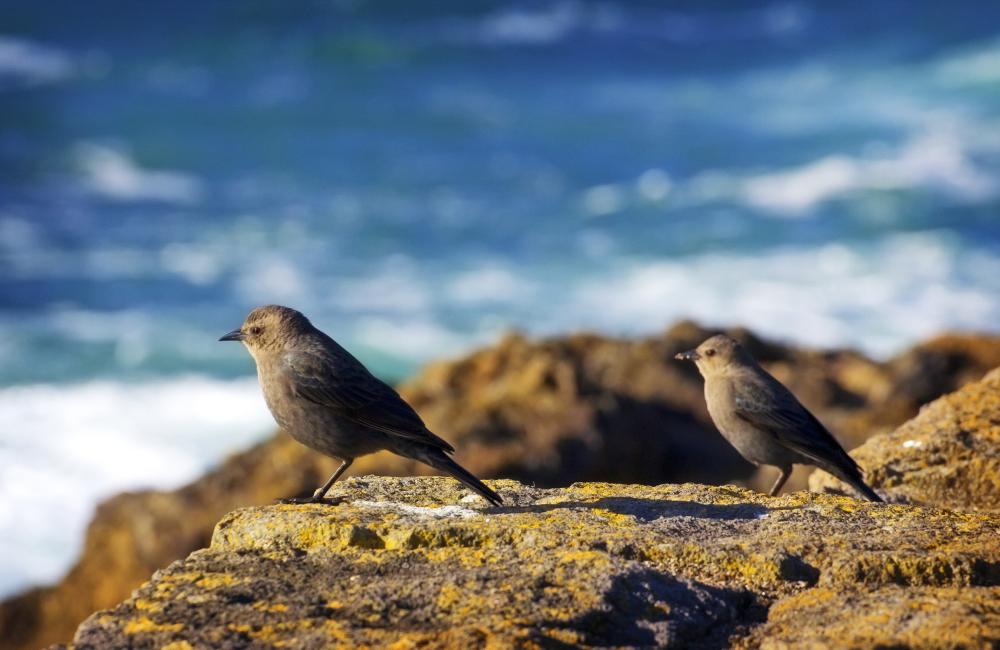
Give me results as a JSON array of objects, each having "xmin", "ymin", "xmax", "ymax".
[
  {"xmin": 281, "ymin": 331, "xmax": 455, "ymax": 453},
  {"xmin": 729, "ymin": 369, "xmax": 882, "ymax": 502},
  {"xmin": 731, "ymin": 374, "xmax": 857, "ymax": 471}
]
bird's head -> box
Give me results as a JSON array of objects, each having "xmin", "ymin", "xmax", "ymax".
[
  {"xmin": 674, "ymin": 334, "xmax": 748, "ymax": 376},
  {"xmin": 219, "ymin": 305, "xmax": 312, "ymax": 357}
]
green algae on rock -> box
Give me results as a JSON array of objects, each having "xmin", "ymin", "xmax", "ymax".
[
  {"xmin": 71, "ymin": 478, "xmax": 1000, "ymax": 649},
  {"xmin": 810, "ymin": 366, "xmax": 1000, "ymax": 511}
]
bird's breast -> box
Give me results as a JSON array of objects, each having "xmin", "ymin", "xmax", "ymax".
[{"xmin": 254, "ymin": 364, "xmax": 297, "ymax": 428}]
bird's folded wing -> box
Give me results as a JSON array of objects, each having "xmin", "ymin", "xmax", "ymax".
[
  {"xmin": 732, "ymin": 381, "xmax": 858, "ymax": 470},
  {"xmin": 282, "ymin": 350, "xmax": 455, "ymax": 453}
]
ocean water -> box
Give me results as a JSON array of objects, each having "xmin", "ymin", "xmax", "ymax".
[{"xmin": 1, "ymin": 1, "xmax": 999, "ymax": 596}]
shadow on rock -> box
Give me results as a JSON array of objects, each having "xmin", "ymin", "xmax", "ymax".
[
  {"xmin": 540, "ymin": 568, "xmax": 764, "ymax": 649},
  {"xmin": 497, "ymin": 497, "xmax": 769, "ymax": 522}
]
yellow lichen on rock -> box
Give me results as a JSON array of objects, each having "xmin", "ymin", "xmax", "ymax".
[
  {"xmin": 811, "ymin": 366, "xmax": 1000, "ymax": 511},
  {"xmin": 70, "ymin": 476, "xmax": 1000, "ymax": 649},
  {"xmin": 740, "ymin": 586, "xmax": 1000, "ymax": 649},
  {"xmin": 122, "ymin": 616, "xmax": 183, "ymax": 635},
  {"xmin": 159, "ymin": 642, "xmax": 194, "ymax": 650}
]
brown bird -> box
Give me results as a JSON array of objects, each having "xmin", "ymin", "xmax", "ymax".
[
  {"xmin": 675, "ymin": 334, "xmax": 881, "ymax": 502},
  {"xmin": 220, "ymin": 305, "xmax": 501, "ymax": 505}
]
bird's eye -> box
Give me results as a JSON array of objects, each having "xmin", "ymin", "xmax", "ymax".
[
  {"xmin": 704, "ymin": 349, "xmax": 716, "ymax": 357},
  {"xmin": 250, "ymin": 326, "xmax": 263, "ymax": 336}
]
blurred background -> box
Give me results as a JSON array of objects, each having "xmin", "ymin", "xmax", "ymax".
[{"xmin": 2, "ymin": 0, "xmax": 999, "ymax": 599}]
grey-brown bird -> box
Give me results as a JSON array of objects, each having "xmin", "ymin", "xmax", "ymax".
[
  {"xmin": 220, "ymin": 305, "xmax": 501, "ymax": 505},
  {"xmin": 675, "ymin": 334, "xmax": 881, "ymax": 502}
]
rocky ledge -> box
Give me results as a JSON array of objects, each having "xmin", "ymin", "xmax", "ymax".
[
  {"xmin": 5, "ymin": 326, "xmax": 998, "ymax": 650},
  {"xmin": 812, "ymin": 367, "xmax": 1000, "ymax": 512},
  {"xmin": 72, "ymin": 478, "xmax": 999, "ymax": 649}
]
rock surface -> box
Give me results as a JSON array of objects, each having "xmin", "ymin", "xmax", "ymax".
[
  {"xmin": 71, "ymin": 477, "xmax": 1000, "ymax": 649},
  {"xmin": 4, "ymin": 325, "xmax": 999, "ymax": 649},
  {"xmin": 811, "ymin": 367, "xmax": 1000, "ymax": 511}
]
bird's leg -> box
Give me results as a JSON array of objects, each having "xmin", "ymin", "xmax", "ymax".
[
  {"xmin": 313, "ymin": 459, "xmax": 353, "ymax": 499},
  {"xmin": 769, "ymin": 466, "xmax": 792, "ymax": 496},
  {"xmin": 276, "ymin": 459, "xmax": 353, "ymax": 505}
]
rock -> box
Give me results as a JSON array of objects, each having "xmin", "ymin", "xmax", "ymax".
[
  {"xmin": 398, "ymin": 327, "xmax": 1000, "ymax": 491},
  {"xmin": 738, "ymin": 586, "xmax": 1000, "ymax": 649},
  {"xmin": 810, "ymin": 367, "xmax": 1000, "ymax": 511},
  {"xmin": 885, "ymin": 334, "xmax": 1000, "ymax": 408},
  {"xmin": 4, "ymin": 325, "xmax": 999, "ymax": 650},
  {"xmin": 70, "ymin": 478, "xmax": 1000, "ymax": 649}
]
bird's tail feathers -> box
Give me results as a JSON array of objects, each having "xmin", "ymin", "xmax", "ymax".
[
  {"xmin": 421, "ymin": 449, "xmax": 502, "ymax": 506},
  {"xmin": 824, "ymin": 463, "xmax": 883, "ymax": 503}
]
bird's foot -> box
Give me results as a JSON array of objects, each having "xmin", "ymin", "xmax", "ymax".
[{"xmin": 274, "ymin": 495, "xmax": 347, "ymax": 506}]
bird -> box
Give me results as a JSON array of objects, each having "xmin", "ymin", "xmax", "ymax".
[
  {"xmin": 675, "ymin": 334, "xmax": 881, "ymax": 502},
  {"xmin": 219, "ymin": 305, "xmax": 502, "ymax": 506}
]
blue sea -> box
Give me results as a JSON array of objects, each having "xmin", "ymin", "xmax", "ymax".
[{"xmin": 1, "ymin": 1, "xmax": 999, "ymax": 596}]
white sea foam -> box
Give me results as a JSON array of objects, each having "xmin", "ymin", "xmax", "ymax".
[
  {"xmin": 581, "ymin": 183, "xmax": 626, "ymax": 217},
  {"xmin": 351, "ymin": 317, "xmax": 481, "ymax": 362},
  {"xmin": 577, "ymin": 119, "xmax": 996, "ymax": 218},
  {"xmin": 569, "ymin": 233, "xmax": 1000, "ymax": 357},
  {"xmin": 447, "ymin": 265, "xmax": 531, "ymax": 305},
  {"xmin": 437, "ymin": 1, "xmax": 670, "ymax": 47},
  {"xmin": 577, "ymin": 168, "xmax": 673, "ymax": 217},
  {"xmin": 933, "ymin": 37, "xmax": 1000, "ymax": 86},
  {"xmin": 310, "ymin": 234, "xmax": 999, "ymax": 362},
  {"xmin": 338, "ymin": 262, "xmax": 433, "ymax": 314},
  {"xmin": 446, "ymin": 3, "xmax": 810, "ymax": 47},
  {"xmin": 742, "ymin": 128, "xmax": 995, "ymax": 214},
  {"xmin": 475, "ymin": 3, "xmax": 587, "ymax": 45},
  {"xmin": 75, "ymin": 143, "xmax": 204, "ymax": 204},
  {"xmin": 636, "ymin": 168, "xmax": 673, "ymax": 202},
  {"xmin": 0, "ymin": 377, "xmax": 272, "ymax": 596},
  {"xmin": 234, "ymin": 254, "xmax": 309, "ymax": 304},
  {"xmin": 742, "ymin": 155, "xmax": 861, "ymax": 214},
  {"xmin": 0, "ymin": 36, "xmax": 73, "ymax": 85},
  {"xmin": 160, "ymin": 242, "xmax": 224, "ymax": 286}
]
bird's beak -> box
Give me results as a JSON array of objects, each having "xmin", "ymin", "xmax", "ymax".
[
  {"xmin": 219, "ymin": 329, "xmax": 245, "ymax": 342},
  {"xmin": 674, "ymin": 349, "xmax": 701, "ymax": 362}
]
